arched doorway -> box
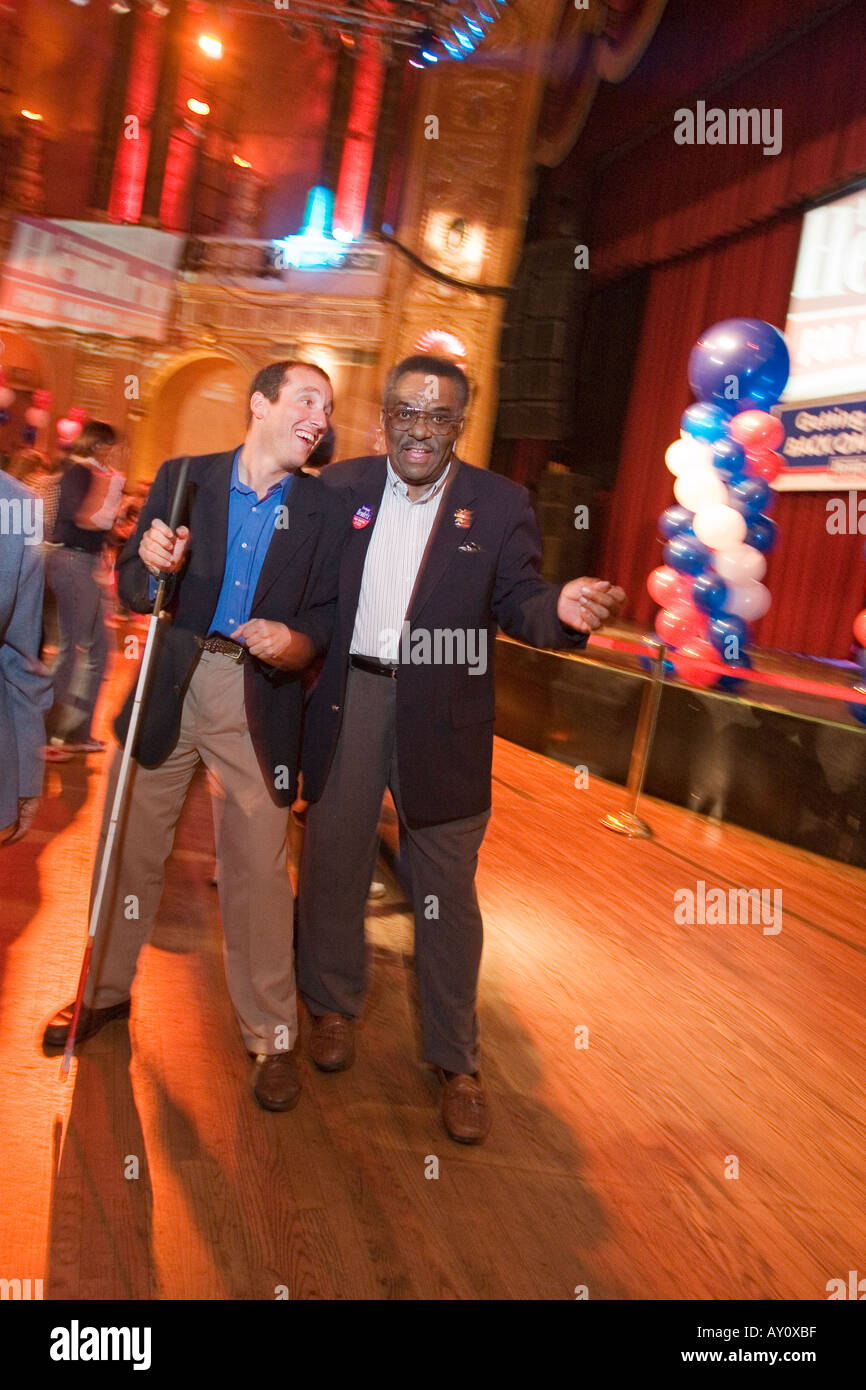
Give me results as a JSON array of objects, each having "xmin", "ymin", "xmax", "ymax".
[
  {"xmin": 133, "ymin": 353, "xmax": 253, "ymax": 484},
  {"xmin": 0, "ymin": 329, "xmax": 50, "ymax": 464}
]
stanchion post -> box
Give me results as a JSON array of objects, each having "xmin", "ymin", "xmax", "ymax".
[{"xmin": 602, "ymin": 637, "xmax": 667, "ymax": 838}]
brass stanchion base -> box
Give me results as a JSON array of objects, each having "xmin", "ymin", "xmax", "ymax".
[{"xmin": 601, "ymin": 811, "xmax": 653, "ymax": 838}]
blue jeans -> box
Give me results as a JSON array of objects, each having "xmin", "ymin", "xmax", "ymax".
[{"xmin": 46, "ymin": 547, "xmax": 108, "ymax": 743}]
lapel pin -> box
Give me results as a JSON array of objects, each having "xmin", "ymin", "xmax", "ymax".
[
  {"xmin": 352, "ymin": 504, "xmax": 374, "ymax": 529},
  {"xmin": 453, "ymin": 508, "xmax": 472, "ymax": 529}
]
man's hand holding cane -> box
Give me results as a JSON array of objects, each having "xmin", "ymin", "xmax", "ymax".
[{"xmin": 140, "ymin": 518, "xmax": 190, "ymax": 577}]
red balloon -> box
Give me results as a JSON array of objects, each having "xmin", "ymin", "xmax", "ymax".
[
  {"xmin": 730, "ymin": 409, "xmax": 784, "ymax": 452},
  {"xmin": 745, "ymin": 447, "xmax": 783, "ymax": 483},
  {"xmin": 853, "ymin": 609, "xmax": 866, "ymax": 647},
  {"xmin": 647, "ymin": 565, "xmax": 691, "ymax": 607},
  {"xmin": 671, "ymin": 636, "xmax": 719, "ymax": 687},
  {"xmin": 655, "ymin": 600, "xmax": 704, "ymax": 648}
]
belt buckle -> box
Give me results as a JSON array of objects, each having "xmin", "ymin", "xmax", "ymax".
[{"xmin": 227, "ymin": 642, "xmax": 244, "ymax": 663}]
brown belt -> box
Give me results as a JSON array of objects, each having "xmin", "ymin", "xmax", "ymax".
[{"xmin": 197, "ymin": 634, "xmax": 245, "ymax": 662}]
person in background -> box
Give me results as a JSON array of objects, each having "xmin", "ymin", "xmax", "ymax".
[
  {"xmin": 45, "ymin": 422, "xmax": 126, "ymax": 754},
  {"xmin": 13, "ymin": 450, "xmax": 64, "ymax": 654},
  {"xmin": 0, "ymin": 471, "xmax": 53, "ymax": 844}
]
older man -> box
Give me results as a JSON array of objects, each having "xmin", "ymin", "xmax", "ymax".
[
  {"xmin": 43, "ymin": 361, "xmax": 345, "ymax": 1111},
  {"xmin": 299, "ymin": 354, "xmax": 625, "ymax": 1143}
]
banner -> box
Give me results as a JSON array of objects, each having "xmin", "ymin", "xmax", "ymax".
[
  {"xmin": 782, "ymin": 184, "xmax": 866, "ymax": 409},
  {"xmin": 0, "ymin": 217, "xmax": 183, "ymax": 341},
  {"xmin": 773, "ymin": 397, "xmax": 866, "ymax": 491}
]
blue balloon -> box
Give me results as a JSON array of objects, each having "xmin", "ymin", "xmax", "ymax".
[
  {"xmin": 709, "ymin": 613, "xmax": 749, "ymax": 656},
  {"xmin": 639, "ymin": 655, "xmax": 675, "ymax": 676},
  {"xmin": 659, "ymin": 504, "xmax": 694, "ymax": 541},
  {"xmin": 0, "ymin": 409, "xmax": 9, "ymax": 426},
  {"xmin": 712, "ymin": 437, "xmax": 746, "ymax": 484},
  {"xmin": 717, "ymin": 653, "xmax": 753, "ymax": 692},
  {"xmin": 693, "ymin": 571, "xmax": 728, "ymax": 616},
  {"xmin": 731, "ymin": 477, "xmax": 771, "ymax": 515},
  {"xmin": 20, "ymin": 424, "xmax": 37, "ymax": 444},
  {"xmin": 688, "ymin": 318, "xmax": 790, "ymax": 412},
  {"xmin": 746, "ymin": 515, "xmax": 777, "ymax": 553},
  {"xmin": 681, "ymin": 402, "xmax": 730, "ymax": 442},
  {"xmin": 664, "ymin": 535, "xmax": 711, "ymax": 576},
  {"xmin": 848, "ymin": 698, "xmax": 866, "ymax": 725}
]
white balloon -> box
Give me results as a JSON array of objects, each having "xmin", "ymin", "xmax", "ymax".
[
  {"xmin": 666, "ymin": 437, "xmax": 713, "ymax": 477},
  {"xmin": 725, "ymin": 580, "xmax": 771, "ymax": 620},
  {"xmin": 693, "ymin": 503, "xmax": 748, "ymax": 550},
  {"xmin": 712, "ymin": 543, "xmax": 767, "ymax": 584},
  {"xmin": 0, "ymin": 386, "xmax": 15, "ymax": 408},
  {"xmin": 674, "ymin": 463, "xmax": 727, "ymax": 512}
]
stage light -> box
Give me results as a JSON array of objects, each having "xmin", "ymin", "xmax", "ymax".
[
  {"xmin": 197, "ymin": 34, "xmax": 223, "ymax": 59},
  {"xmin": 464, "ymin": 15, "xmax": 484, "ymax": 37},
  {"xmin": 109, "ymin": 0, "xmax": 131, "ymax": 12},
  {"xmin": 187, "ymin": 98, "xmax": 210, "ymax": 116},
  {"xmin": 232, "ymin": 155, "xmax": 251, "ymax": 168},
  {"xmin": 415, "ymin": 26, "xmax": 438, "ymax": 64},
  {"xmin": 20, "ymin": 109, "xmax": 43, "ymax": 121},
  {"xmin": 439, "ymin": 37, "xmax": 460, "ymax": 58},
  {"xmin": 452, "ymin": 26, "xmax": 475, "ymax": 52},
  {"xmin": 274, "ymin": 185, "xmax": 353, "ymax": 270}
]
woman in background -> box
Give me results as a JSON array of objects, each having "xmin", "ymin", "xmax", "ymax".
[{"xmin": 45, "ymin": 422, "xmax": 126, "ymax": 754}]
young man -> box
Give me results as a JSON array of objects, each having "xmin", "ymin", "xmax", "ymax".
[
  {"xmin": 298, "ymin": 354, "xmax": 626, "ymax": 1143},
  {"xmin": 43, "ymin": 362, "xmax": 345, "ymax": 1111}
]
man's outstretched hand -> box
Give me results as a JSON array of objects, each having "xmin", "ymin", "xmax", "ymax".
[
  {"xmin": 232, "ymin": 619, "xmax": 314, "ymax": 672},
  {"xmin": 557, "ymin": 578, "xmax": 626, "ymax": 634}
]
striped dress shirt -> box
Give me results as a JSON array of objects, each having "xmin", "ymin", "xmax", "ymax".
[{"xmin": 350, "ymin": 457, "xmax": 452, "ymax": 661}]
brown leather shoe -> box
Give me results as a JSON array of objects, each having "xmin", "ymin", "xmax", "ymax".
[
  {"xmin": 42, "ymin": 998, "xmax": 131, "ymax": 1050},
  {"xmin": 438, "ymin": 1069, "xmax": 491, "ymax": 1144},
  {"xmin": 252, "ymin": 1051, "xmax": 302, "ymax": 1111},
  {"xmin": 309, "ymin": 1013, "xmax": 355, "ymax": 1072}
]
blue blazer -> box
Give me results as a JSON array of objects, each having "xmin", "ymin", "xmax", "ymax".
[
  {"xmin": 113, "ymin": 450, "xmax": 347, "ymax": 807},
  {"xmin": 0, "ymin": 474, "xmax": 52, "ymax": 827},
  {"xmin": 301, "ymin": 455, "xmax": 587, "ymax": 826}
]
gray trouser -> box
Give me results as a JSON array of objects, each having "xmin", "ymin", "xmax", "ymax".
[
  {"xmin": 298, "ymin": 665, "xmax": 490, "ymax": 1074},
  {"xmin": 47, "ymin": 546, "xmax": 108, "ymax": 743},
  {"xmin": 85, "ymin": 651, "xmax": 297, "ymax": 1055}
]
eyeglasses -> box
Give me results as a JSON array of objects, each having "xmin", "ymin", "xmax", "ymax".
[{"xmin": 384, "ymin": 406, "xmax": 462, "ymax": 434}]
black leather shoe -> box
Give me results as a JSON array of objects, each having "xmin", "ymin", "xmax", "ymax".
[
  {"xmin": 42, "ymin": 998, "xmax": 131, "ymax": 1050},
  {"xmin": 252, "ymin": 1051, "xmax": 302, "ymax": 1111}
]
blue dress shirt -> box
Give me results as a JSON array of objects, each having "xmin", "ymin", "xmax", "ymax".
[{"xmin": 208, "ymin": 448, "xmax": 295, "ymax": 638}]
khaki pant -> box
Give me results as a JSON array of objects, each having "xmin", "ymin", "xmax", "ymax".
[{"xmin": 86, "ymin": 649, "xmax": 297, "ymax": 1055}]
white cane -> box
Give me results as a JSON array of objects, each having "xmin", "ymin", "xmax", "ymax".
[{"xmin": 60, "ymin": 456, "xmax": 191, "ymax": 1078}]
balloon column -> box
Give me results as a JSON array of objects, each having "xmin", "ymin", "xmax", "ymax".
[
  {"xmin": 849, "ymin": 594, "xmax": 866, "ymax": 725},
  {"xmin": 22, "ymin": 388, "xmax": 52, "ymax": 443},
  {"xmin": 56, "ymin": 405, "xmax": 87, "ymax": 447},
  {"xmin": 0, "ymin": 369, "xmax": 15, "ymax": 425},
  {"xmin": 647, "ymin": 319, "xmax": 790, "ymax": 689}
]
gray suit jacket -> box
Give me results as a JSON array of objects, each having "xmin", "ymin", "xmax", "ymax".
[{"xmin": 0, "ymin": 474, "xmax": 52, "ymax": 827}]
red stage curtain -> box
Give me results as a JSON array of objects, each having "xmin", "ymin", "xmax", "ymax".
[
  {"xmin": 589, "ymin": 0, "xmax": 866, "ymax": 282},
  {"xmin": 598, "ymin": 212, "xmax": 866, "ymax": 659}
]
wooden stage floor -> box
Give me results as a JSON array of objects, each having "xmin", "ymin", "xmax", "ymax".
[{"xmin": 1, "ymin": 658, "xmax": 864, "ymax": 1301}]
